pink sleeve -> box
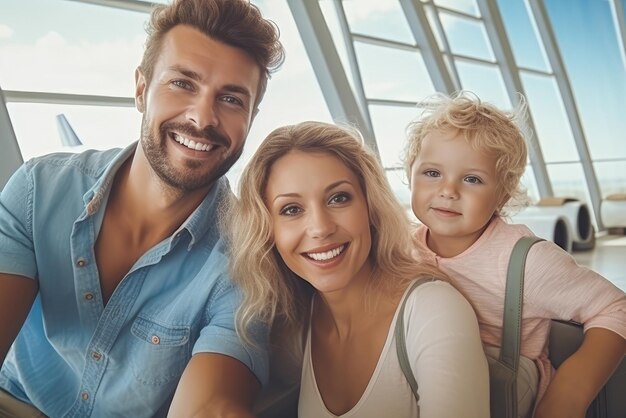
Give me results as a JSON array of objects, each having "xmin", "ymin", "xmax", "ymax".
[{"xmin": 523, "ymin": 241, "xmax": 626, "ymax": 339}]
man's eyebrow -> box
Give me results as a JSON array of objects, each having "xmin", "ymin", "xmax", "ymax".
[
  {"xmin": 167, "ymin": 65, "xmax": 202, "ymax": 81},
  {"xmin": 222, "ymin": 84, "xmax": 252, "ymax": 99}
]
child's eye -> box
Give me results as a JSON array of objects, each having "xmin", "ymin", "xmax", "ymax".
[
  {"xmin": 279, "ymin": 205, "xmax": 302, "ymax": 216},
  {"xmin": 424, "ymin": 170, "xmax": 440, "ymax": 178},
  {"xmin": 328, "ymin": 192, "xmax": 351, "ymax": 205},
  {"xmin": 464, "ymin": 176, "xmax": 483, "ymax": 184}
]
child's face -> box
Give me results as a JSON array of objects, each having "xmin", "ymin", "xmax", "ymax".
[
  {"xmin": 409, "ymin": 129, "xmax": 504, "ymax": 256},
  {"xmin": 265, "ymin": 150, "xmax": 373, "ymax": 295}
]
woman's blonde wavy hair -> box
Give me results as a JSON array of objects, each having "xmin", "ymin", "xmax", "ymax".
[
  {"xmin": 226, "ymin": 121, "xmax": 442, "ymax": 344},
  {"xmin": 404, "ymin": 91, "xmax": 530, "ymax": 215}
]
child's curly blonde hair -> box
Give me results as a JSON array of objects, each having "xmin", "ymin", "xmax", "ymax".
[{"xmin": 404, "ymin": 91, "xmax": 530, "ymax": 216}]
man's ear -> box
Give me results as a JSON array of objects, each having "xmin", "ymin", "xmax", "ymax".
[{"xmin": 135, "ymin": 67, "xmax": 146, "ymax": 113}]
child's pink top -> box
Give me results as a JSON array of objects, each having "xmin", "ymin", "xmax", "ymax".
[{"xmin": 413, "ymin": 216, "xmax": 626, "ymax": 399}]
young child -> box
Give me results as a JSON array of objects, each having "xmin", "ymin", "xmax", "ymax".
[{"xmin": 405, "ymin": 92, "xmax": 626, "ymax": 418}]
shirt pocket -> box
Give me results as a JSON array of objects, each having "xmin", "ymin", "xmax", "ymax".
[{"xmin": 130, "ymin": 315, "xmax": 191, "ymax": 385}]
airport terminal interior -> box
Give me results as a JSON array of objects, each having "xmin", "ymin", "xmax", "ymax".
[{"xmin": 1, "ymin": 0, "xmax": 626, "ymax": 292}]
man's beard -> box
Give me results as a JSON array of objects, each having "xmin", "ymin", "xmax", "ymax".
[{"xmin": 140, "ymin": 116, "xmax": 243, "ymax": 192}]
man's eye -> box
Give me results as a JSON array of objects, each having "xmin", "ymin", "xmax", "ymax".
[
  {"xmin": 221, "ymin": 95, "xmax": 244, "ymax": 106},
  {"xmin": 172, "ymin": 79, "xmax": 192, "ymax": 90},
  {"xmin": 280, "ymin": 205, "xmax": 302, "ymax": 216}
]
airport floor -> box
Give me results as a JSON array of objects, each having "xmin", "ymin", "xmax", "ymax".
[{"xmin": 573, "ymin": 232, "xmax": 626, "ymax": 292}]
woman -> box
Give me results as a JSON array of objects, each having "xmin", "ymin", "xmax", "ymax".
[{"xmin": 227, "ymin": 121, "xmax": 489, "ymax": 417}]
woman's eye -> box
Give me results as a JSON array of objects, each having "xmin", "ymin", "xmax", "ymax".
[
  {"xmin": 424, "ymin": 170, "xmax": 440, "ymax": 177},
  {"xmin": 329, "ymin": 192, "xmax": 350, "ymax": 205},
  {"xmin": 279, "ymin": 205, "xmax": 302, "ymax": 216},
  {"xmin": 465, "ymin": 176, "xmax": 483, "ymax": 184}
]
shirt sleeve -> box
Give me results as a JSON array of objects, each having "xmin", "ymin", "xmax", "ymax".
[
  {"xmin": 524, "ymin": 241, "xmax": 626, "ymax": 339},
  {"xmin": 405, "ymin": 280, "xmax": 490, "ymax": 418},
  {"xmin": 0, "ymin": 163, "xmax": 37, "ymax": 279},
  {"xmin": 192, "ymin": 275, "xmax": 270, "ymax": 386}
]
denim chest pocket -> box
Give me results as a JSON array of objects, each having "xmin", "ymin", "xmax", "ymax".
[{"xmin": 130, "ymin": 316, "xmax": 192, "ymax": 385}]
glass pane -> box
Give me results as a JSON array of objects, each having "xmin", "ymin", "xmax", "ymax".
[
  {"xmin": 439, "ymin": 13, "xmax": 494, "ymax": 61},
  {"xmin": 434, "ymin": 0, "xmax": 480, "ymax": 17},
  {"xmin": 3, "ymin": 0, "xmax": 335, "ymax": 194},
  {"xmin": 385, "ymin": 169, "xmax": 414, "ymax": 218},
  {"xmin": 369, "ymin": 104, "xmax": 422, "ymax": 168},
  {"xmin": 594, "ymin": 160, "xmax": 626, "ymax": 197},
  {"xmin": 520, "ymin": 72, "xmax": 579, "ymax": 163},
  {"xmin": 544, "ymin": 0, "xmax": 626, "ymax": 161},
  {"xmin": 546, "ymin": 163, "xmax": 591, "ymax": 204},
  {"xmin": 454, "ymin": 60, "xmax": 511, "ymax": 109},
  {"xmin": 230, "ymin": 0, "xmax": 335, "ymax": 191},
  {"xmin": 341, "ymin": 1, "xmax": 415, "ymax": 44},
  {"xmin": 319, "ymin": 1, "xmax": 356, "ymax": 95},
  {"xmin": 0, "ymin": 0, "xmax": 147, "ymax": 97},
  {"xmin": 355, "ymin": 42, "xmax": 435, "ymax": 102},
  {"xmin": 424, "ymin": 5, "xmax": 445, "ymax": 51},
  {"xmin": 496, "ymin": 0, "xmax": 550, "ymax": 72},
  {"xmin": 521, "ymin": 165, "xmax": 540, "ymax": 205},
  {"xmin": 7, "ymin": 103, "xmax": 139, "ymax": 161}
]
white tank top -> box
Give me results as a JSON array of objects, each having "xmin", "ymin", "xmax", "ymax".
[{"xmin": 297, "ymin": 288, "xmax": 419, "ymax": 418}]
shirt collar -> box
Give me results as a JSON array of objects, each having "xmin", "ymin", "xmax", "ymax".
[
  {"xmin": 174, "ymin": 176, "xmax": 232, "ymax": 250},
  {"xmin": 81, "ymin": 141, "xmax": 233, "ymax": 251},
  {"xmin": 83, "ymin": 142, "xmax": 137, "ymax": 215}
]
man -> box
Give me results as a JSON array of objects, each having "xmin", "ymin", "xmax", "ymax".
[{"xmin": 0, "ymin": 0, "xmax": 284, "ymax": 416}]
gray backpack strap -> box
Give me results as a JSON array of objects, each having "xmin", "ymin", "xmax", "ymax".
[
  {"xmin": 395, "ymin": 277, "xmax": 438, "ymax": 402},
  {"xmin": 500, "ymin": 236, "xmax": 544, "ymax": 369}
]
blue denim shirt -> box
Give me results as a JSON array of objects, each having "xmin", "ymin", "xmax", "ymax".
[{"xmin": 0, "ymin": 143, "xmax": 268, "ymax": 418}]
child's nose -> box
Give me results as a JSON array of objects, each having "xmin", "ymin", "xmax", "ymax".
[{"xmin": 439, "ymin": 182, "xmax": 459, "ymax": 199}]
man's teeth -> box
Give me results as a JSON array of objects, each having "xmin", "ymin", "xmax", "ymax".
[
  {"xmin": 307, "ymin": 245, "xmax": 346, "ymax": 261},
  {"xmin": 173, "ymin": 134, "xmax": 213, "ymax": 151}
]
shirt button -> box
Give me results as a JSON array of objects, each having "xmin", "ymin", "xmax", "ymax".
[
  {"xmin": 81, "ymin": 391, "xmax": 89, "ymax": 401},
  {"xmin": 91, "ymin": 351, "xmax": 102, "ymax": 361},
  {"xmin": 84, "ymin": 292, "xmax": 94, "ymax": 301},
  {"xmin": 150, "ymin": 335, "xmax": 160, "ymax": 345},
  {"xmin": 76, "ymin": 258, "xmax": 87, "ymax": 267}
]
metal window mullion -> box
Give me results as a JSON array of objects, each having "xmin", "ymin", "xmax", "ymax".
[
  {"xmin": 426, "ymin": 4, "xmax": 462, "ymax": 90},
  {"xmin": 527, "ymin": 0, "xmax": 604, "ymax": 229},
  {"xmin": 368, "ymin": 98, "xmax": 420, "ymax": 108},
  {"xmin": 518, "ymin": 65, "xmax": 553, "ymax": 77},
  {"xmin": 351, "ymin": 33, "xmax": 417, "ymax": 52},
  {"xmin": 400, "ymin": 0, "xmax": 456, "ymax": 94},
  {"xmin": 65, "ymin": 0, "xmax": 156, "ymax": 13},
  {"xmin": 477, "ymin": 0, "xmax": 553, "ymax": 199},
  {"xmin": 436, "ymin": 5, "xmax": 482, "ymax": 21},
  {"xmin": 330, "ymin": 0, "xmax": 374, "ymax": 135},
  {"xmin": 0, "ymin": 86, "xmax": 24, "ymax": 190},
  {"xmin": 3, "ymin": 90, "xmax": 135, "ymax": 107},
  {"xmin": 286, "ymin": 0, "xmax": 378, "ymax": 155},
  {"xmin": 609, "ymin": 0, "xmax": 626, "ymax": 71}
]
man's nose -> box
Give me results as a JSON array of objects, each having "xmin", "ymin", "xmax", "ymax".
[{"xmin": 185, "ymin": 95, "xmax": 219, "ymax": 130}]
